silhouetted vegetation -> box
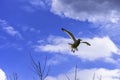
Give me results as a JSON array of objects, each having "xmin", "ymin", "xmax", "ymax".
[
  {"xmin": 6, "ymin": 55, "xmax": 103, "ymax": 80},
  {"xmin": 31, "ymin": 56, "xmax": 50, "ymax": 80},
  {"xmin": 8, "ymin": 72, "xmax": 18, "ymax": 80},
  {"xmin": 65, "ymin": 65, "xmax": 78, "ymax": 80}
]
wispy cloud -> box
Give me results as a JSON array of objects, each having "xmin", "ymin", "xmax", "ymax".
[
  {"xmin": 21, "ymin": 25, "xmax": 40, "ymax": 33},
  {"xmin": 0, "ymin": 19, "xmax": 23, "ymax": 39},
  {"xmin": 21, "ymin": 0, "xmax": 51, "ymax": 12},
  {"xmin": 46, "ymin": 68, "xmax": 120, "ymax": 80},
  {"xmin": 0, "ymin": 69, "xmax": 7, "ymax": 80},
  {"xmin": 3, "ymin": 26, "xmax": 22, "ymax": 38},
  {"xmin": 34, "ymin": 35, "xmax": 120, "ymax": 63},
  {"xmin": 29, "ymin": 0, "xmax": 46, "ymax": 9}
]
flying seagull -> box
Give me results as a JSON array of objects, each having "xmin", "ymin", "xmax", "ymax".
[{"xmin": 61, "ymin": 28, "xmax": 91, "ymax": 53}]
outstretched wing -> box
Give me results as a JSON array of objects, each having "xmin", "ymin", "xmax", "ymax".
[
  {"xmin": 61, "ymin": 28, "xmax": 76, "ymax": 42},
  {"xmin": 82, "ymin": 41, "xmax": 91, "ymax": 46}
]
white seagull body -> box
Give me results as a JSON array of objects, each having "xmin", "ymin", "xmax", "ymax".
[{"xmin": 61, "ymin": 28, "xmax": 91, "ymax": 53}]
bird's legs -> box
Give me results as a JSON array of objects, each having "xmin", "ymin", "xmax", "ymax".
[
  {"xmin": 71, "ymin": 48, "xmax": 79, "ymax": 53},
  {"xmin": 68, "ymin": 43, "xmax": 75, "ymax": 53},
  {"xmin": 76, "ymin": 48, "xmax": 78, "ymax": 51},
  {"xmin": 71, "ymin": 48, "xmax": 75, "ymax": 53},
  {"xmin": 68, "ymin": 43, "xmax": 78, "ymax": 53}
]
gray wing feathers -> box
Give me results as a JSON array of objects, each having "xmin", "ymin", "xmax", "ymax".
[
  {"xmin": 61, "ymin": 28, "xmax": 76, "ymax": 42},
  {"xmin": 82, "ymin": 41, "xmax": 91, "ymax": 46}
]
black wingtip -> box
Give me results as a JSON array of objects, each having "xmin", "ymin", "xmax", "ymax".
[
  {"xmin": 88, "ymin": 43, "xmax": 91, "ymax": 46},
  {"xmin": 61, "ymin": 28, "xmax": 65, "ymax": 31}
]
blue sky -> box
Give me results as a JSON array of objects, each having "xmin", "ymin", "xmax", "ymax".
[{"xmin": 1, "ymin": 0, "xmax": 120, "ymax": 80}]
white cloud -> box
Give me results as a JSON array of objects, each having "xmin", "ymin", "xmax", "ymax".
[
  {"xmin": 49, "ymin": 0, "xmax": 120, "ymax": 39},
  {"xmin": 50, "ymin": 0, "xmax": 120, "ymax": 23},
  {"xmin": 3, "ymin": 26, "xmax": 22, "ymax": 38},
  {"xmin": 0, "ymin": 19, "xmax": 23, "ymax": 39},
  {"xmin": 35, "ymin": 36, "xmax": 70, "ymax": 53},
  {"xmin": 75, "ymin": 36, "xmax": 119, "ymax": 60},
  {"xmin": 29, "ymin": 0, "xmax": 46, "ymax": 9},
  {"xmin": 35, "ymin": 35, "xmax": 119, "ymax": 62},
  {"xmin": 47, "ymin": 54, "xmax": 67, "ymax": 65},
  {"xmin": 0, "ymin": 69, "xmax": 7, "ymax": 80},
  {"xmin": 45, "ymin": 68, "xmax": 120, "ymax": 80}
]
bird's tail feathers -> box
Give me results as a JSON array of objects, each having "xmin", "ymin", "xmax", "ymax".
[{"xmin": 68, "ymin": 43, "xmax": 72, "ymax": 45}]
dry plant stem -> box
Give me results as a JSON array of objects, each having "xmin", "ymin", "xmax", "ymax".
[
  {"xmin": 9, "ymin": 72, "xmax": 18, "ymax": 80},
  {"xmin": 65, "ymin": 65, "xmax": 78, "ymax": 80},
  {"xmin": 31, "ymin": 55, "xmax": 50, "ymax": 80}
]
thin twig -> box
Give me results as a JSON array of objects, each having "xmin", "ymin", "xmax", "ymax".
[
  {"xmin": 30, "ymin": 54, "xmax": 49, "ymax": 80},
  {"xmin": 65, "ymin": 74, "xmax": 71, "ymax": 80},
  {"xmin": 92, "ymin": 72, "xmax": 95, "ymax": 80},
  {"xmin": 75, "ymin": 65, "xmax": 77, "ymax": 80}
]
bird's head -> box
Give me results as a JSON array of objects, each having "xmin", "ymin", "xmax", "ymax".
[{"xmin": 78, "ymin": 39, "xmax": 82, "ymax": 41}]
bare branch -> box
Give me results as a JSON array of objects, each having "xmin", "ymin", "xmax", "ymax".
[
  {"xmin": 30, "ymin": 54, "xmax": 50, "ymax": 80},
  {"xmin": 43, "ymin": 66, "xmax": 50, "ymax": 80},
  {"xmin": 65, "ymin": 65, "xmax": 79, "ymax": 80},
  {"xmin": 92, "ymin": 72, "xmax": 95, "ymax": 80},
  {"xmin": 98, "ymin": 75, "xmax": 102, "ymax": 80},
  {"xmin": 42, "ymin": 56, "xmax": 47, "ymax": 74},
  {"xmin": 9, "ymin": 72, "xmax": 18, "ymax": 80},
  {"xmin": 75, "ymin": 65, "xmax": 77, "ymax": 80},
  {"xmin": 65, "ymin": 74, "xmax": 71, "ymax": 80}
]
